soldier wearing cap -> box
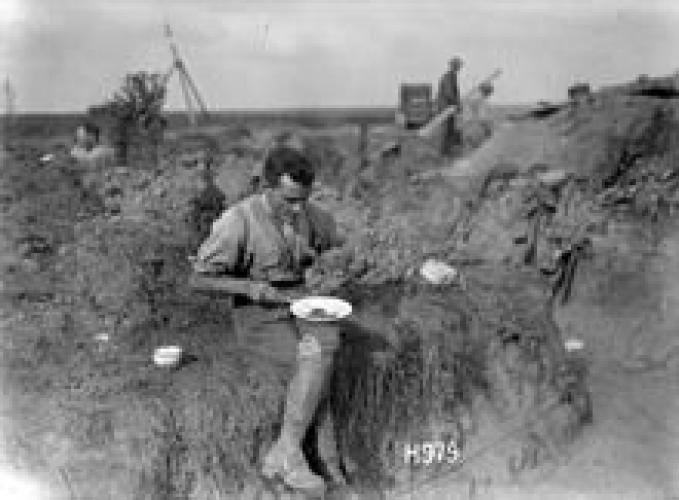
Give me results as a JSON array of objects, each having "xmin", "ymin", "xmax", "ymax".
[
  {"xmin": 70, "ymin": 122, "xmax": 114, "ymax": 167},
  {"xmin": 71, "ymin": 123, "xmax": 100, "ymax": 158}
]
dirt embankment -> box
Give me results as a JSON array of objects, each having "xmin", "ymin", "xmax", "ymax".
[
  {"xmin": 1, "ymin": 90, "xmax": 679, "ymax": 499},
  {"xmin": 407, "ymin": 93, "xmax": 679, "ymax": 499}
]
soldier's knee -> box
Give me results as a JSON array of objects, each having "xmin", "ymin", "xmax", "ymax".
[
  {"xmin": 298, "ymin": 334, "xmax": 323, "ymax": 359},
  {"xmin": 297, "ymin": 331, "xmax": 339, "ymax": 362}
]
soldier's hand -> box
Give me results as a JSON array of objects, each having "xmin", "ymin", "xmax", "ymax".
[{"xmin": 249, "ymin": 283, "xmax": 288, "ymax": 304}]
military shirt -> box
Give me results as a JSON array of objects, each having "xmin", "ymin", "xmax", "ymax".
[{"xmin": 192, "ymin": 192, "xmax": 341, "ymax": 283}]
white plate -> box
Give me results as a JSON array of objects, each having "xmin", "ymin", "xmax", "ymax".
[
  {"xmin": 93, "ymin": 333, "xmax": 110, "ymax": 343},
  {"xmin": 420, "ymin": 259, "xmax": 458, "ymax": 285},
  {"xmin": 153, "ymin": 345, "xmax": 183, "ymax": 367},
  {"xmin": 290, "ymin": 296, "xmax": 353, "ymax": 322},
  {"xmin": 564, "ymin": 338, "xmax": 584, "ymax": 352}
]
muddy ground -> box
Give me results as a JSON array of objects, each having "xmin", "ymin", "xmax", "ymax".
[{"xmin": 1, "ymin": 93, "xmax": 679, "ymax": 499}]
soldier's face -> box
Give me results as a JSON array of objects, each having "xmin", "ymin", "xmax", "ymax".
[{"xmin": 268, "ymin": 174, "xmax": 310, "ymax": 220}]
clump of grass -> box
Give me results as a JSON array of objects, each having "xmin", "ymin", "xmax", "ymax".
[
  {"xmin": 133, "ymin": 356, "xmax": 286, "ymax": 499},
  {"xmin": 4, "ymin": 134, "xmax": 593, "ymax": 497},
  {"xmin": 331, "ymin": 283, "xmax": 485, "ymax": 488},
  {"xmin": 329, "ymin": 269, "xmax": 588, "ymax": 490}
]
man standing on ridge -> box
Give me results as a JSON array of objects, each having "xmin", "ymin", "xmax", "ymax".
[{"xmin": 437, "ymin": 56, "xmax": 464, "ymax": 156}]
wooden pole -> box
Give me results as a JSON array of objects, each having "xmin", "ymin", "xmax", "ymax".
[
  {"xmin": 3, "ymin": 78, "xmax": 15, "ymax": 147},
  {"xmin": 359, "ymin": 121, "xmax": 369, "ymax": 170},
  {"xmin": 177, "ymin": 68, "xmax": 197, "ymax": 128},
  {"xmin": 164, "ymin": 24, "xmax": 207, "ymax": 128}
]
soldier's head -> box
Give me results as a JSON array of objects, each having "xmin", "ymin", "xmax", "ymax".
[
  {"xmin": 449, "ymin": 57, "xmax": 463, "ymax": 72},
  {"xmin": 75, "ymin": 122, "xmax": 100, "ymax": 150},
  {"xmin": 262, "ymin": 146, "xmax": 315, "ymax": 219}
]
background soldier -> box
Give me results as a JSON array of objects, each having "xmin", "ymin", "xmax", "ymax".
[
  {"xmin": 70, "ymin": 122, "xmax": 114, "ymax": 167},
  {"xmin": 70, "ymin": 122, "xmax": 101, "ymax": 158},
  {"xmin": 437, "ymin": 56, "xmax": 464, "ymax": 156}
]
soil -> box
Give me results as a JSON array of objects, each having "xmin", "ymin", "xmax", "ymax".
[
  {"xmin": 388, "ymin": 204, "xmax": 679, "ymax": 500},
  {"xmin": 2, "ymin": 92, "xmax": 679, "ymax": 499},
  {"xmin": 388, "ymin": 101, "xmax": 679, "ymax": 499}
]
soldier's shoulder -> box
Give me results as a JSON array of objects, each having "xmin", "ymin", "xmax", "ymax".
[
  {"xmin": 213, "ymin": 195, "xmax": 256, "ymax": 223},
  {"xmin": 229, "ymin": 193, "xmax": 262, "ymax": 212}
]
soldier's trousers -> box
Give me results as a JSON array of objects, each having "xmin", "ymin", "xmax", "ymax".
[
  {"xmin": 230, "ymin": 304, "xmax": 340, "ymax": 376},
  {"xmin": 441, "ymin": 115, "xmax": 462, "ymax": 156}
]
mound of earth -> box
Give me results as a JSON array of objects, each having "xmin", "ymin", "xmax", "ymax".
[{"xmin": 2, "ymin": 86, "xmax": 679, "ymax": 498}]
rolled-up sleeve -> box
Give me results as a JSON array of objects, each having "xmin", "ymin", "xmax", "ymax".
[{"xmin": 193, "ymin": 208, "xmax": 246, "ymax": 275}]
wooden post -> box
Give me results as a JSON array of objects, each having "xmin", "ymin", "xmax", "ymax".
[
  {"xmin": 359, "ymin": 121, "xmax": 369, "ymax": 170},
  {"xmin": 3, "ymin": 78, "xmax": 15, "ymax": 148}
]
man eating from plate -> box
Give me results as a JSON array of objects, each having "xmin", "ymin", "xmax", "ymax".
[{"xmin": 189, "ymin": 145, "xmax": 346, "ymax": 494}]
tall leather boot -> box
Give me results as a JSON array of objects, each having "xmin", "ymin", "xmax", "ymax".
[
  {"xmin": 315, "ymin": 401, "xmax": 346, "ymax": 487},
  {"xmin": 262, "ymin": 335, "xmax": 333, "ymax": 496}
]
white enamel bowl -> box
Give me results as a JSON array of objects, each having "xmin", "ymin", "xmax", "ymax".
[
  {"xmin": 564, "ymin": 338, "xmax": 585, "ymax": 352},
  {"xmin": 153, "ymin": 345, "xmax": 183, "ymax": 367},
  {"xmin": 290, "ymin": 296, "xmax": 353, "ymax": 322}
]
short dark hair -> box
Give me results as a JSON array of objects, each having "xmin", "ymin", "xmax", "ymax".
[{"xmin": 262, "ymin": 146, "xmax": 315, "ymax": 188}]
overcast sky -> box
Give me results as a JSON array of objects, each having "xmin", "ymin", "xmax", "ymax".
[{"xmin": 2, "ymin": 0, "xmax": 679, "ymax": 112}]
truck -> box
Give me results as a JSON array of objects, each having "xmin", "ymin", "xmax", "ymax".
[{"xmin": 395, "ymin": 83, "xmax": 434, "ymax": 129}]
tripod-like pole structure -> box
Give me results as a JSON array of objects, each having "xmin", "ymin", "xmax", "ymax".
[
  {"xmin": 163, "ymin": 24, "xmax": 208, "ymax": 128},
  {"xmin": 4, "ymin": 78, "xmax": 15, "ymax": 117},
  {"xmin": 3, "ymin": 78, "xmax": 15, "ymax": 145}
]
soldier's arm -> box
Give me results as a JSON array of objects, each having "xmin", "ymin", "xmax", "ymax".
[
  {"xmin": 189, "ymin": 209, "xmax": 287, "ymax": 303},
  {"xmin": 188, "ymin": 273, "xmax": 268, "ymax": 297},
  {"xmin": 189, "ymin": 274, "xmax": 288, "ymax": 303}
]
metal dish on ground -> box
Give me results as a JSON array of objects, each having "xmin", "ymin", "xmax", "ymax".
[
  {"xmin": 153, "ymin": 345, "xmax": 183, "ymax": 367},
  {"xmin": 564, "ymin": 338, "xmax": 585, "ymax": 352}
]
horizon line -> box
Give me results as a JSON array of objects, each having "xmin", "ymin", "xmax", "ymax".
[{"xmin": 2, "ymin": 102, "xmax": 537, "ymax": 117}]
